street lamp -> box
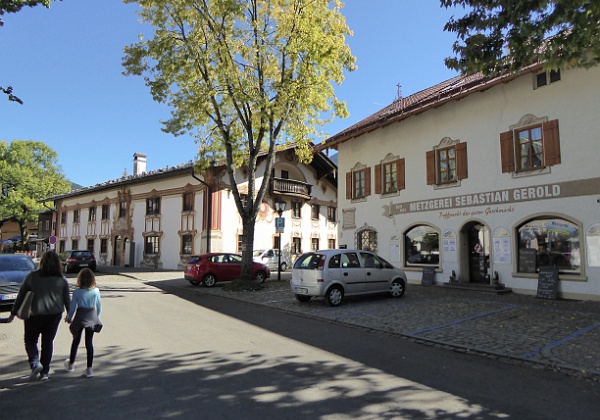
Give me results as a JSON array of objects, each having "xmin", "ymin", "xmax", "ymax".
[{"xmin": 274, "ymin": 198, "xmax": 286, "ymax": 281}]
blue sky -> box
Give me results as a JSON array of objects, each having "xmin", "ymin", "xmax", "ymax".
[{"xmin": 0, "ymin": 1, "xmax": 460, "ymax": 187}]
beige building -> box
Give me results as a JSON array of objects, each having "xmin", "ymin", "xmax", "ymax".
[
  {"xmin": 318, "ymin": 63, "xmax": 600, "ymax": 300},
  {"xmin": 47, "ymin": 148, "xmax": 338, "ymax": 270}
]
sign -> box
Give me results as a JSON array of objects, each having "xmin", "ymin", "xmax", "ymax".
[
  {"xmin": 421, "ymin": 267, "xmax": 436, "ymax": 286},
  {"xmin": 275, "ymin": 217, "xmax": 285, "ymax": 233},
  {"xmin": 49, "ymin": 235, "xmax": 57, "ymax": 245},
  {"xmin": 536, "ymin": 266, "xmax": 559, "ymax": 299}
]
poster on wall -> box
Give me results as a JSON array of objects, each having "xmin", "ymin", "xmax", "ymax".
[
  {"xmin": 442, "ymin": 229, "xmax": 457, "ymax": 262},
  {"xmin": 389, "ymin": 235, "xmax": 401, "ymax": 264},
  {"xmin": 586, "ymin": 223, "xmax": 600, "ymax": 267},
  {"xmin": 492, "ymin": 227, "xmax": 511, "ymax": 264}
]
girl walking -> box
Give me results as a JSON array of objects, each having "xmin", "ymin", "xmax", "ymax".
[{"xmin": 64, "ymin": 268, "xmax": 102, "ymax": 378}]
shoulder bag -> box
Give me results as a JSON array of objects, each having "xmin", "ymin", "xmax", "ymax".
[{"xmin": 16, "ymin": 291, "xmax": 35, "ymax": 320}]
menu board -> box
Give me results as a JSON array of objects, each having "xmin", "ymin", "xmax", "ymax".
[
  {"xmin": 421, "ymin": 267, "xmax": 436, "ymax": 286},
  {"xmin": 537, "ymin": 266, "xmax": 559, "ymax": 299}
]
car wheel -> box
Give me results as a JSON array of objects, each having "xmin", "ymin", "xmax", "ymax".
[
  {"xmin": 295, "ymin": 294, "xmax": 311, "ymax": 302},
  {"xmin": 255, "ymin": 271, "xmax": 267, "ymax": 283},
  {"xmin": 202, "ymin": 274, "xmax": 217, "ymax": 287},
  {"xmin": 326, "ymin": 285, "xmax": 344, "ymax": 307},
  {"xmin": 188, "ymin": 278, "xmax": 201, "ymax": 286},
  {"xmin": 390, "ymin": 279, "xmax": 406, "ymax": 298},
  {"xmin": 279, "ymin": 262, "xmax": 287, "ymax": 272}
]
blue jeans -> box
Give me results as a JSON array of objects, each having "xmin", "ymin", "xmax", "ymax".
[{"xmin": 24, "ymin": 313, "xmax": 62, "ymax": 374}]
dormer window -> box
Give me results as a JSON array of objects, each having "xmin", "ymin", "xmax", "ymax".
[{"xmin": 535, "ymin": 69, "xmax": 560, "ymax": 89}]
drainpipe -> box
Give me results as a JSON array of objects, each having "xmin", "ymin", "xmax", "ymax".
[{"xmin": 191, "ymin": 167, "xmax": 212, "ymax": 254}]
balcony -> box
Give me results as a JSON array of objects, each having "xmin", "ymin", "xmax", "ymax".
[{"xmin": 270, "ymin": 177, "xmax": 312, "ymax": 199}]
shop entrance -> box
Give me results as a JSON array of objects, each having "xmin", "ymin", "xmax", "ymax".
[{"xmin": 464, "ymin": 222, "xmax": 491, "ymax": 283}]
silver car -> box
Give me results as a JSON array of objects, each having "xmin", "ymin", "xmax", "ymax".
[{"xmin": 290, "ymin": 249, "xmax": 407, "ymax": 306}]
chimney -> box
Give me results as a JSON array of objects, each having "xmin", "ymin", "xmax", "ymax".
[{"xmin": 133, "ymin": 153, "xmax": 147, "ymax": 175}]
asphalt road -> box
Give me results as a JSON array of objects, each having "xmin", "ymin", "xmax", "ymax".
[{"xmin": 1, "ymin": 273, "xmax": 599, "ymax": 419}]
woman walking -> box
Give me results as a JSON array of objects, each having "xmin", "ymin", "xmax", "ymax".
[
  {"xmin": 6, "ymin": 251, "xmax": 71, "ymax": 381},
  {"xmin": 64, "ymin": 267, "xmax": 102, "ymax": 378}
]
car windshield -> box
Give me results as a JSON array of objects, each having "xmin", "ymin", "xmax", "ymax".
[
  {"xmin": 0, "ymin": 257, "xmax": 36, "ymax": 271},
  {"xmin": 73, "ymin": 251, "xmax": 91, "ymax": 258},
  {"xmin": 293, "ymin": 253, "xmax": 324, "ymax": 269},
  {"xmin": 253, "ymin": 250, "xmax": 265, "ymax": 257}
]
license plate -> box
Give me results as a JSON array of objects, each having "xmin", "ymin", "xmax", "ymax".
[
  {"xmin": 294, "ymin": 287, "xmax": 308, "ymax": 295},
  {"xmin": 80, "ymin": 264, "xmax": 88, "ymax": 267},
  {"xmin": 1, "ymin": 293, "xmax": 17, "ymax": 301}
]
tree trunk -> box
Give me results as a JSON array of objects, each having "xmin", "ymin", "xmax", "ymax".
[{"xmin": 240, "ymin": 214, "xmax": 256, "ymax": 282}]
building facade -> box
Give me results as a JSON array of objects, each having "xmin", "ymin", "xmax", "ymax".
[
  {"xmin": 319, "ymin": 63, "xmax": 600, "ymax": 300},
  {"xmin": 48, "ymin": 149, "xmax": 337, "ymax": 270}
]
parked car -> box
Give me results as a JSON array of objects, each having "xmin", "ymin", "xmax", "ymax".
[
  {"xmin": 60, "ymin": 250, "xmax": 97, "ymax": 273},
  {"xmin": 290, "ymin": 249, "xmax": 407, "ymax": 306},
  {"xmin": 0, "ymin": 254, "xmax": 37, "ymax": 311},
  {"xmin": 185, "ymin": 253, "xmax": 271, "ymax": 287},
  {"xmin": 253, "ymin": 248, "xmax": 290, "ymax": 271}
]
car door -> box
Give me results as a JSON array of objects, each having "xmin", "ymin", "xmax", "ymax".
[
  {"xmin": 224, "ymin": 254, "xmax": 243, "ymax": 280},
  {"xmin": 360, "ymin": 252, "xmax": 389, "ymax": 293},
  {"xmin": 340, "ymin": 251, "xmax": 367, "ymax": 294}
]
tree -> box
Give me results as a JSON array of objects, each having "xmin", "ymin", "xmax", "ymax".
[
  {"xmin": 123, "ymin": 0, "xmax": 355, "ymax": 281},
  {"xmin": 0, "ymin": 140, "xmax": 71, "ymax": 248},
  {"xmin": 441, "ymin": 0, "xmax": 600, "ymax": 75}
]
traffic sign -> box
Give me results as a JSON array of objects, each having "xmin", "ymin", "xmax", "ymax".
[
  {"xmin": 275, "ymin": 217, "xmax": 285, "ymax": 233},
  {"xmin": 49, "ymin": 235, "xmax": 57, "ymax": 245}
]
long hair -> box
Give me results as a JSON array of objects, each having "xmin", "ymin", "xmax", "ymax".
[
  {"xmin": 39, "ymin": 251, "xmax": 63, "ymax": 276},
  {"xmin": 76, "ymin": 268, "xmax": 96, "ymax": 289}
]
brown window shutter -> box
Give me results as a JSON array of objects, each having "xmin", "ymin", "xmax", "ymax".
[
  {"xmin": 397, "ymin": 158, "xmax": 405, "ymax": 190},
  {"xmin": 456, "ymin": 142, "xmax": 468, "ymax": 180},
  {"xmin": 364, "ymin": 168, "xmax": 371, "ymax": 196},
  {"xmin": 426, "ymin": 150, "xmax": 435, "ymax": 185},
  {"xmin": 500, "ymin": 130, "xmax": 515, "ymax": 173},
  {"xmin": 345, "ymin": 172, "xmax": 352, "ymax": 200},
  {"xmin": 374, "ymin": 164, "xmax": 382, "ymax": 194},
  {"xmin": 543, "ymin": 119, "xmax": 561, "ymax": 165}
]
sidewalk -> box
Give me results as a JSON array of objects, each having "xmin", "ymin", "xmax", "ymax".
[{"xmin": 99, "ymin": 266, "xmax": 600, "ymax": 380}]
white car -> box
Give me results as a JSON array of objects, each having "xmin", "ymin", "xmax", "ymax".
[
  {"xmin": 253, "ymin": 248, "xmax": 289, "ymax": 271},
  {"xmin": 290, "ymin": 249, "xmax": 407, "ymax": 306}
]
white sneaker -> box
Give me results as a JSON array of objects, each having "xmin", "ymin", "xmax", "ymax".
[
  {"xmin": 39, "ymin": 373, "xmax": 49, "ymax": 381},
  {"xmin": 64, "ymin": 359, "xmax": 74, "ymax": 372},
  {"xmin": 29, "ymin": 364, "xmax": 42, "ymax": 381},
  {"xmin": 84, "ymin": 367, "xmax": 93, "ymax": 378}
]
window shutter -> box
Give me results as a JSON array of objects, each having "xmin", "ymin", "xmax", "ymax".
[
  {"xmin": 543, "ymin": 119, "xmax": 561, "ymax": 165},
  {"xmin": 397, "ymin": 159, "xmax": 405, "ymax": 190},
  {"xmin": 345, "ymin": 172, "xmax": 352, "ymax": 200},
  {"xmin": 426, "ymin": 150, "xmax": 435, "ymax": 185},
  {"xmin": 500, "ymin": 130, "xmax": 515, "ymax": 173},
  {"xmin": 456, "ymin": 142, "xmax": 468, "ymax": 180},
  {"xmin": 374, "ymin": 164, "xmax": 382, "ymax": 194},
  {"xmin": 364, "ymin": 168, "xmax": 371, "ymax": 196}
]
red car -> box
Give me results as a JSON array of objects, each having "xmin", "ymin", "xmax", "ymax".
[{"xmin": 184, "ymin": 253, "xmax": 271, "ymax": 287}]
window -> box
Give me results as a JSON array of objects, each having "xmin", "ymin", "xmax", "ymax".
[
  {"xmin": 145, "ymin": 236, "xmax": 160, "ymax": 254},
  {"xmin": 311, "ymin": 238, "xmax": 319, "ymax": 251},
  {"xmin": 183, "ymin": 192, "xmax": 194, "ymax": 212},
  {"xmin": 375, "ymin": 159, "xmax": 405, "ymax": 194},
  {"xmin": 327, "ymin": 206, "xmax": 336, "ymax": 223},
  {"xmin": 61, "ymin": 212, "xmax": 67, "ymax": 224},
  {"xmin": 426, "ymin": 143, "xmax": 467, "ymax": 186},
  {"xmin": 357, "ymin": 228, "xmax": 377, "ymax": 252},
  {"xmin": 100, "ymin": 238, "xmax": 108, "ymax": 254},
  {"xmin": 119, "ymin": 202, "xmax": 127, "ymax": 218},
  {"xmin": 181, "ymin": 234, "xmax": 193, "ymax": 255},
  {"xmin": 72, "ymin": 239, "xmax": 79, "ymax": 250},
  {"xmin": 517, "ymin": 217, "xmax": 580, "ymax": 274},
  {"xmin": 535, "ymin": 69, "xmax": 561, "ymax": 88},
  {"xmin": 88, "ymin": 206, "xmax": 96, "ymax": 221},
  {"xmin": 237, "ymin": 235, "xmax": 243, "ymax": 253},
  {"xmin": 59, "ymin": 240, "xmax": 66, "ymax": 253},
  {"xmin": 87, "ymin": 239, "xmax": 94, "ymax": 252},
  {"xmin": 292, "ymin": 237, "xmax": 302, "ymax": 255},
  {"xmin": 281, "ymin": 170, "xmax": 289, "ymax": 179},
  {"xmin": 345, "ymin": 167, "xmax": 371, "ymax": 200},
  {"xmin": 328, "ymin": 238, "xmax": 336, "ymax": 249},
  {"xmin": 146, "ymin": 197, "xmax": 161, "ymax": 215},
  {"xmin": 273, "ymin": 235, "xmax": 281, "ymax": 250},
  {"xmin": 73, "ymin": 210, "xmax": 80, "ymax": 224},
  {"xmin": 45, "ymin": 220, "xmax": 50, "ymax": 230},
  {"xmin": 291, "ymin": 201, "xmax": 302, "ymax": 218},
  {"xmin": 404, "ymin": 225, "xmax": 440, "ymax": 266},
  {"xmin": 500, "ymin": 120, "xmax": 561, "ymax": 173},
  {"xmin": 311, "ymin": 204, "xmax": 320, "ymax": 220},
  {"xmin": 102, "ymin": 204, "xmax": 110, "ymax": 220}
]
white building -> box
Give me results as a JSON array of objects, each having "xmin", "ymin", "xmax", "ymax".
[
  {"xmin": 318, "ymin": 63, "xmax": 600, "ymax": 300},
  {"xmin": 48, "ymin": 148, "xmax": 338, "ymax": 270}
]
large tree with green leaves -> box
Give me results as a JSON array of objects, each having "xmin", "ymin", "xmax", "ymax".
[
  {"xmin": 0, "ymin": 140, "xmax": 70, "ymax": 247},
  {"xmin": 441, "ymin": 0, "xmax": 600, "ymax": 75},
  {"xmin": 123, "ymin": 0, "xmax": 355, "ymax": 281}
]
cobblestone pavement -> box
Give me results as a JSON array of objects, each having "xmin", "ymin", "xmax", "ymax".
[{"xmin": 96, "ymin": 268, "xmax": 600, "ymax": 381}]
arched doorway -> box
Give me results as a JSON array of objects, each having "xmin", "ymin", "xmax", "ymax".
[{"xmin": 462, "ymin": 222, "xmax": 491, "ymax": 283}]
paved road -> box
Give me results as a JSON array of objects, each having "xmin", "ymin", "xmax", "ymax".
[{"xmin": 128, "ymin": 269, "xmax": 600, "ymax": 381}]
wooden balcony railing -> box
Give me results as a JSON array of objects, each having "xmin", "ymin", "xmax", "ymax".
[{"xmin": 270, "ymin": 177, "xmax": 312, "ymax": 199}]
